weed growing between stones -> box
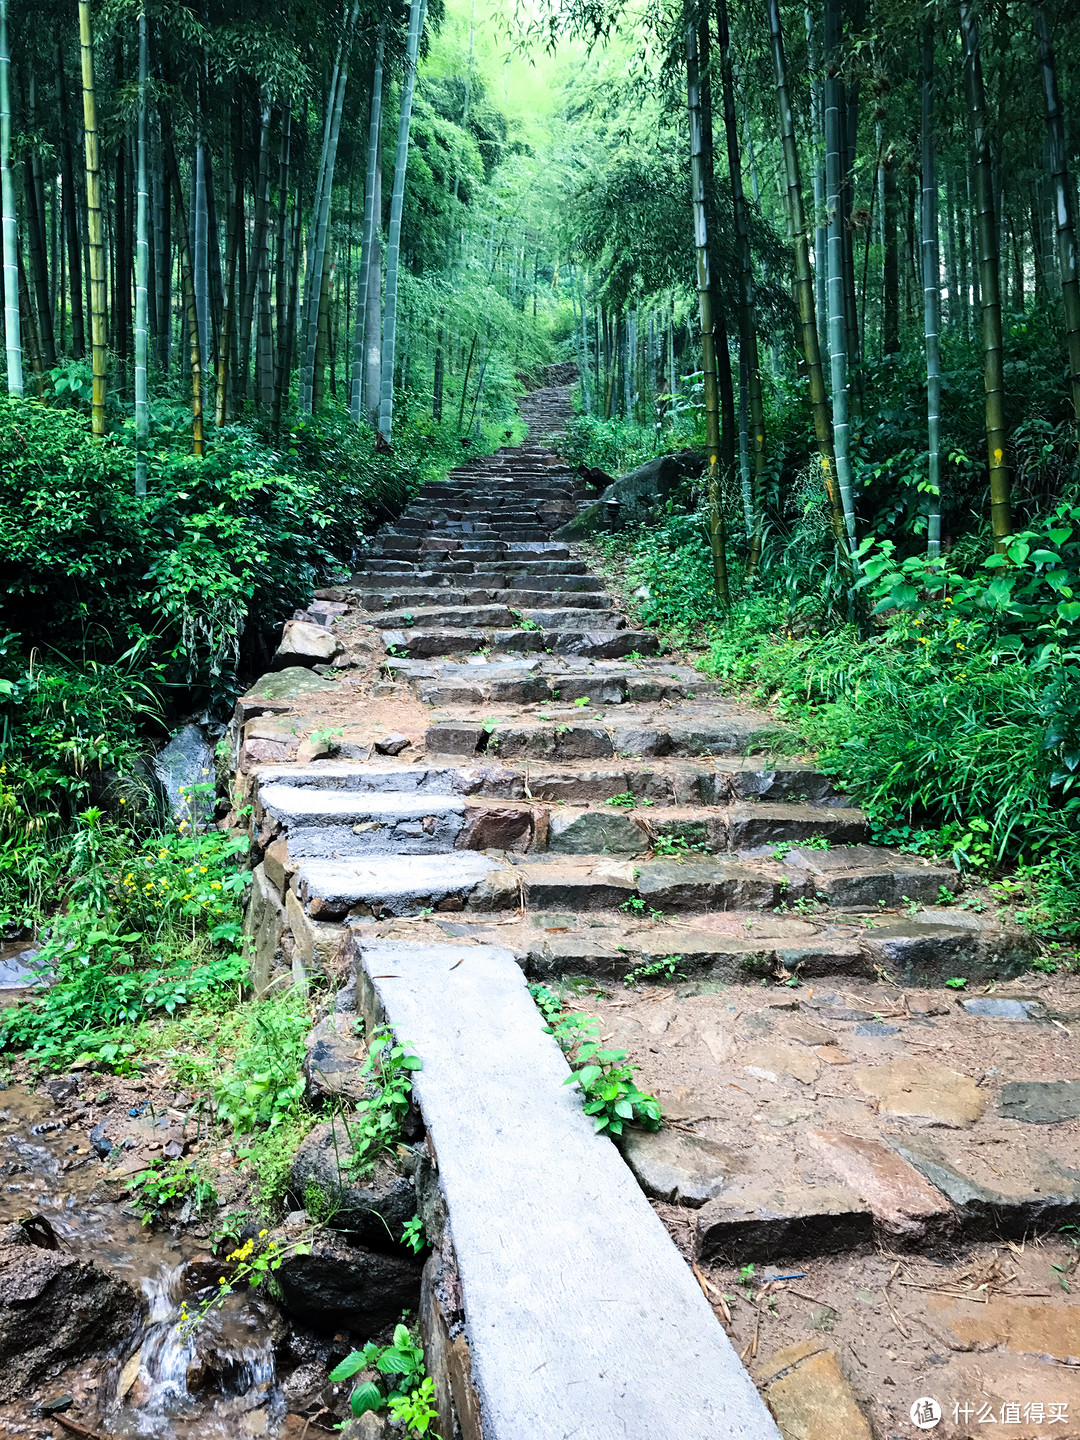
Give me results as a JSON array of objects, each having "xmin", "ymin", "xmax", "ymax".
[
  {"xmin": 529, "ymin": 983, "xmax": 662, "ymax": 1136},
  {"xmin": 341, "ymin": 1028, "xmax": 423, "ymax": 1179},
  {"xmin": 330, "ymin": 1322, "xmax": 438, "ymax": 1433},
  {"xmin": 126, "ymin": 1157, "xmax": 219, "ymax": 1225}
]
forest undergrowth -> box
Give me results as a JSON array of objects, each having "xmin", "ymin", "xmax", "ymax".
[{"xmin": 575, "ymin": 326, "xmax": 1080, "ymax": 949}]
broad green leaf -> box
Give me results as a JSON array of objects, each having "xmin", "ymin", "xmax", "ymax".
[
  {"xmin": 330, "ymin": 1352, "xmax": 370, "ymax": 1383},
  {"xmin": 350, "ymin": 1382, "xmax": 384, "ymax": 1418}
]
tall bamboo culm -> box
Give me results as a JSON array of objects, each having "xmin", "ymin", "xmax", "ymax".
[
  {"xmin": 959, "ymin": 0, "xmax": 1011, "ymax": 547},
  {"xmin": 686, "ymin": 15, "xmax": 728, "ymax": 608},
  {"xmin": 824, "ymin": 0, "xmax": 857, "ymax": 552},
  {"xmin": 352, "ymin": 24, "xmax": 384, "ymax": 424},
  {"xmin": 0, "ymin": 0, "xmax": 21, "ymax": 397},
  {"xmin": 79, "ymin": 0, "xmax": 107, "ymax": 434},
  {"xmin": 378, "ymin": 0, "xmax": 429, "ymax": 441},
  {"xmin": 134, "ymin": 2, "xmax": 150, "ymax": 495},
  {"xmin": 1031, "ymin": 1, "xmax": 1080, "ymax": 449},
  {"xmin": 921, "ymin": 25, "xmax": 942, "ymax": 556},
  {"xmin": 766, "ymin": 0, "xmax": 850, "ymax": 562},
  {"xmin": 719, "ymin": 0, "xmax": 764, "ymax": 572}
]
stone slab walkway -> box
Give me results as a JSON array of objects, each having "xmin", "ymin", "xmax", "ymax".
[{"xmin": 355, "ymin": 938, "xmax": 781, "ymax": 1440}]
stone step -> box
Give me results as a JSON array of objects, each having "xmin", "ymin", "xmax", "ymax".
[
  {"xmin": 520, "ymin": 907, "xmax": 1035, "ymax": 985},
  {"xmin": 289, "ymin": 847, "xmax": 957, "ymax": 921},
  {"xmin": 405, "ymin": 667, "xmax": 723, "ymax": 706},
  {"xmin": 357, "ymin": 590, "xmax": 615, "ymax": 616},
  {"xmin": 293, "ymin": 851, "xmax": 508, "ymax": 919},
  {"xmin": 425, "ymin": 712, "xmax": 788, "ymax": 760},
  {"xmin": 383, "ymin": 627, "xmax": 660, "ymax": 660},
  {"xmin": 508, "ymin": 851, "xmax": 958, "ymax": 915},
  {"xmin": 351, "ymin": 939, "xmax": 781, "ymax": 1440},
  {"xmin": 256, "ymin": 785, "xmax": 866, "ymax": 861},
  {"xmin": 251, "ymin": 755, "xmax": 850, "ymax": 807}
]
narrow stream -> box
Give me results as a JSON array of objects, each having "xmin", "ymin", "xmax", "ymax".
[{"xmin": 1, "ymin": 1082, "xmax": 300, "ymax": 1437}]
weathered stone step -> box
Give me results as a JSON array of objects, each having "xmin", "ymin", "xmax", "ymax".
[
  {"xmin": 383, "ymin": 627, "xmax": 659, "ymax": 660},
  {"xmin": 251, "ymin": 755, "xmax": 850, "ymax": 807},
  {"xmin": 256, "ymin": 785, "xmax": 865, "ymax": 861},
  {"xmin": 521, "ymin": 906, "xmax": 1035, "ymax": 984},
  {"xmin": 294, "ymin": 851, "xmax": 509, "ymax": 919},
  {"xmin": 352, "ymin": 939, "xmax": 781, "ymax": 1440},
  {"xmin": 357, "ymin": 590, "xmax": 615, "ymax": 617},
  {"xmin": 288, "ymin": 847, "xmax": 956, "ymax": 920},
  {"xmin": 404, "ymin": 667, "xmax": 722, "ymax": 706},
  {"xmin": 425, "ymin": 711, "xmax": 787, "ymax": 759}
]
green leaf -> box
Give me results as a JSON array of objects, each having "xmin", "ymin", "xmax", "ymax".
[
  {"xmin": 350, "ymin": 1382, "xmax": 384, "ymax": 1418},
  {"xmin": 330, "ymin": 1352, "xmax": 369, "ymax": 1383}
]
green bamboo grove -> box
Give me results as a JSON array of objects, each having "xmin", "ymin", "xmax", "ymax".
[{"xmin": 2, "ymin": 0, "xmax": 1080, "ymax": 580}]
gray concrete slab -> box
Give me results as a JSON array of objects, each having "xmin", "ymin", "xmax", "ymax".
[{"xmin": 356, "ymin": 939, "xmax": 781, "ymax": 1440}]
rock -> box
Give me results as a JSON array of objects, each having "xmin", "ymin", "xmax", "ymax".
[
  {"xmin": 44, "ymin": 1075, "xmax": 80, "ymax": 1105},
  {"xmin": 889, "ymin": 1133, "xmax": 1080, "ymax": 1236},
  {"xmin": 548, "ymin": 809, "xmax": 646, "ymax": 855},
  {"xmin": 296, "ymin": 736, "xmax": 333, "ymax": 764},
  {"xmin": 154, "ymin": 723, "xmax": 215, "ymax": 825},
  {"xmin": 962, "ymin": 997, "xmax": 1035, "ymax": 1021},
  {"xmin": 40, "ymin": 1394, "xmax": 73, "ymax": 1415},
  {"xmin": 740, "ymin": 1041, "xmax": 821, "ymax": 1086},
  {"xmin": 339, "ymin": 1414, "xmax": 391, "ymax": 1440},
  {"xmin": 288, "ymin": 1119, "xmax": 415, "ymax": 1242},
  {"xmin": 805, "ymin": 1130, "xmax": 955, "ymax": 1241},
  {"xmin": 274, "ymin": 620, "xmax": 344, "ymax": 669},
  {"xmin": 999, "ymin": 1080, "xmax": 1080, "ymax": 1124},
  {"xmin": 777, "ymin": 1016, "xmax": 836, "ymax": 1048},
  {"xmin": 618, "ymin": 1128, "xmax": 739, "ymax": 1207},
  {"xmin": 301, "ymin": 1015, "xmax": 368, "ymax": 1104},
  {"xmin": 755, "ymin": 1342, "xmax": 872, "ymax": 1440},
  {"xmin": 273, "ymin": 1229, "xmax": 422, "ymax": 1331},
  {"xmin": 374, "ymin": 733, "xmax": 411, "ymax": 756},
  {"xmin": 244, "ymin": 668, "xmax": 338, "ymax": 702},
  {"xmin": 243, "ymin": 863, "xmax": 287, "ymax": 995},
  {"xmin": 850, "ymin": 1057, "xmax": 985, "ymax": 1127},
  {"xmin": 0, "ymin": 1243, "xmax": 141, "ymax": 1401},
  {"xmin": 852, "ymin": 1022, "xmax": 899, "ymax": 1037},
  {"xmin": 0, "ymin": 945, "xmax": 49, "ymax": 1002},
  {"xmin": 929, "ymin": 1295, "xmax": 1080, "ymax": 1361},
  {"xmin": 456, "ymin": 805, "xmax": 534, "ymax": 853},
  {"xmin": 281, "ymin": 1360, "xmax": 333, "ymax": 1413},
  {"xmin": 694, "ymin": 1184, "xmax": 872, "ymax": 1263}
]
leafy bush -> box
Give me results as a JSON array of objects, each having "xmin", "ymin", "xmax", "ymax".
[{"xmin": 0, "ymin": 806, "xmax": 250, "ymax": 1069}]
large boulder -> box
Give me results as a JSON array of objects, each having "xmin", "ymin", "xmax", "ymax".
[
  {"xmin": 0, "ymin": 1239, "xmax": 141, "ymax": 1401},
  {"xmin": 554, "ymin": 451, "xmax": 705, "ymax": 539},
  {"xmin": 289, "ymin": 1119, "xmax": 416, "ymax": 1243},
  {"xmin": 273, "ymin": 620, "xmax": 344, "ymax": 670},
  {"xmin": 273, "ymin": 1228, "xmax": 422, "ymax": 1332}
]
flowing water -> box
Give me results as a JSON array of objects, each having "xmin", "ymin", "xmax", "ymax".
[{"xmin": 0, "ymin": 1083, "xmax": 295, "ymax": 1437}]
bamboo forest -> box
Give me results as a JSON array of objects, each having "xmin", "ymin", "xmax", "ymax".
[{"xmin": 5, "ymin": 0, "xmax": 1080, "ymax": 1434}]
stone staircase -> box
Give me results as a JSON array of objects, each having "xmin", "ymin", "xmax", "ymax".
[{"xmin": 234, "ymin": 388, "xmax": 1065, "ymax": 1440}]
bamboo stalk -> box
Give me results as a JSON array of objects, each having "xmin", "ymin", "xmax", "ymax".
[
  {"xmin": 352, "ymin": 24, "xmax": 384, "ymax": 423},
  {"xmin": 766, "ymin": 0, "xmax": 851, "ymax": 564},
  {"xmin": 79, "ymin": 0, "xmax": 106, "ymax": 432},
  {"xmin": 687, "ymin": 16, "xmax": 728, "ymax": 607},
  {"xmin": 134, "ymin": 0, "xmax": 149, "ymax": 495},
  {"xmin": 922, "ymin": 24, "xmax": 942, "ymax": 557},
  {"xmin": 1031, "ymin": 0, "xmax": 1080, "ymax": 448},
  {"xmin": 959, "ymin": 0, "xmax": 1012, "ymax": 548},
  {"xmin": 0, "ymin": 0, "xmax": 21, "ymax": 396},
  {"xmin": 377, "ymin": 0, "xmax": 429, "ymax": 441}
]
